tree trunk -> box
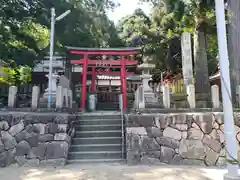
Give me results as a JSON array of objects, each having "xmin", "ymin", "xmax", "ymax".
[
  {"xmin": 193, "ymin": 28, "xmax": 210, "ymax": 93},
  {"xmin": 227, "ymin": 0, "xmax": 240, "ymax": 104}
]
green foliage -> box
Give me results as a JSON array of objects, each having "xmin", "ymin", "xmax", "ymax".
[
  {"xmin": 7, "ymin": 21, "xmax": 49, "ymax": 67},
  {"xmin": 0, "ymin": 64, "xmax": 32, "ymax": 85},
  {"xmin": 117, "ymin": 9, "xmax": 151, "ymax": 46},
  {"xmin": 207, "ymin": 34, "xmax": 218, "ymax": 75},
  {"xmin": 0, "ymin": 66, "xmax": 18, "ymax": 85},
  {"xmin": 0, "ymin": 0, "xmax": 121, "ymax": 83},
  {"xmin": 0, "ymin": 0, "xmax": 51, "ymax": 66},
  {"xmin": 121, "ymin": 0, "xmax": 219, "ymax": 81},
  {"xmin": 38, "ymin": 0, "xmax": 122, "ymax": 49},
  {"xmin": 0, "ymin": 0, "xmax": 219, "ymax": 84},
  {"xmin": 19, "ymin": 66, "xmax": 32, "ymax": 84},
  {"xmin": 117, "ymin": 9, "xmax": 154, "ymax": 63},
  {"xmin": 116, "ymin": 5, "xmax": 183, "ymax": 74}
]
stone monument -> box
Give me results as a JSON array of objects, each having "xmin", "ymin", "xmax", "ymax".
[
  {"xmin": 181, "ymin": 32, "xmax": 194, "ymax": 91},
  {"xmin": 137, "ymin": 56, "xmax": 158, "ymax": 108},
  {"xmin": 43, "ymin": 73, "xmax": 59, "ymax": 99},
  {"xmin": 40, "ymin": 56, "xmax": 64, "ymax": 107},
  {"xmin": 181, "ymin": 32, "xmax": 209, "ymax": 107}
]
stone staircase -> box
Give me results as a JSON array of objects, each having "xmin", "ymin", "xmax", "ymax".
[
  {"xmin": 96, "ymin": 102, "xmax": 119, "ymax": 111},
  {"xmin": 68, "ymin": 113, "xmax": 124, "ymax": 164}
]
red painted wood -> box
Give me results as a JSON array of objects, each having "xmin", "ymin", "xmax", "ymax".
[
  {"xmin": 70, "ymin": 50, "xmax": 139, "ymax": 55},
  {"xmin": 71, "ymin": 59, "xmax": 137, "ymax": 65},
  {"xmin": 120, "ymin": 56, "xmax": 127, "ymax": 109},
  {"xmin": 90, "ymin": 66, "xmax": 95, "ymax": 93},
  {"xmin": 88, "ymin": 65, "xmax": 131, "ymax": 68},
  {"xmin": 74, "ymin": 47, "xmax": 139, "ymax": 110},
  {"xmin": 85, "ymin": 71, "xmax": 134, "ymax": 75},
  {"xmin": 81, "ymin": 54, "xmax": 88, "ymax": 109}
]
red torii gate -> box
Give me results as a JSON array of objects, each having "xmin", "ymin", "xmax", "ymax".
[{"xmin": 66, "ymin": 46, "xmax": 141, "ymax": 110}]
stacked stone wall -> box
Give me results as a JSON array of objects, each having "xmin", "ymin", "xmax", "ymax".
[
  {"xmin": 126, "ymin": 113, "xmax": 240, "ymax": 166},
  {"xmin": 0, "ymin": 112, "xmax": 75, "ymax": 167}
]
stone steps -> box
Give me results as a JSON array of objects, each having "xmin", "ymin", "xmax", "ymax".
[
  {"xmin": 77, "ymin": 119, "xmax": 122, "ymax": 126},
  {"xmin": 68, "ymin": 151, "xmax": 122, "ymax": 160},
  {"xmin": 71, "ymin": 137, "xmax": 122, "ymax": 145},
  {"xmin": 77, "ymin": 114, "xmax": 121, "ymax": 120},
  {"xmin": 69, "ymin": 144, "xmax": 122, "ymax": 152},
  {"xmin": 68, "ymin": 113, "xmax": 124, "ymax": 163},
  {"xmin": 75, "ymin": 124, "xmax": 122, "ymax": 131},
  {"xmin": 67, "ymin": 159, "xmax": 124, "ymax": 164},
  {"xmin": 96, "ymin": 103, "xmax": 119, "ymax": 111},
  {"xmin": 75, "ymin": 130, "xmax": 122, "ymax": 138}
]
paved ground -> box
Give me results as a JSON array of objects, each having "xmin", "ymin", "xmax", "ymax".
[{"xmin": 0, "ymin": 163, "xmax": 232, "ymax": 180}]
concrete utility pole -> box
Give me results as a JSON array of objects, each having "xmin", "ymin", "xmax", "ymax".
[
  {"xmin": 48, "ymin": 8, "xmax": 71, "ymax": 108},
  {"xmin": 215, "ymin": 0, "xmax": 239, "ymax": 179}
]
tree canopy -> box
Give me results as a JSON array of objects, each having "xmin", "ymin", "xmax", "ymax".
[
  {"xmin": 117, "ymin": 0, "xmax": 219, "ymax": 85},
  {"xmin": 0, "ymin": 0, "xmax": 122, "ymax": 84},
  {"xmin": 0, "ymin": 0, "xmax": 223, "ymax": 89}
]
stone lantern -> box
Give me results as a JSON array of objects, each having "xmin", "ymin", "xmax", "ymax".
[
  {"xmin": 41, "ymin": 55, "xmax": 64, "ymax": 102},
  {"xmin": 137, "ymin": 56, "xmax": 158, "ymax": 107}
]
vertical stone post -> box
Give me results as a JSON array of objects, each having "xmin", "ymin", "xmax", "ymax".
[
  {"xmin": 194, "ymin": 31, "xmax": 209, "ymax": 93},
  {"xmin": 8, "ymin": 86, "xmax": 18, "ymax": 108},
  {"xmin": 162, "ymin": 85, "xmax": 170, "ymax": 108},
  {"xmin": 68, "ymin": 89, "xmax": 73, "ymax": 108},
  {"xmin": 181, "ymin": 32, "xmax": 194, "ymax": 91},
  {"xmin": 187, "ymin": 84, "xmax": 196, "ymax": 108},
  {"xmin": 119, "ymin": 94, "xmax": 123, "ymax": 110},
  {"xmin": 237, "ymin": 85, "xmax": 240, "ymax": 108},
  {"xmin": 135, "ymin": 86, "xmax": 144, "ymax": 109},
  {"xmin": 88, "ymin": 94, "xmax": 96, "ymax": 111},
  {"xmin": 134, "ymin": 88, "xmax": 139, "ymax": 109},
  {"xmin": 31, "ymin": 86, "xmax": 40, "ymax": 109},
  {"xmin": 56, "ymin": 86, "xmax": 63, "ymax": 109},
  {"xmin": 211, "ymin": 85, "xmax": 220, "ymax": 108},
  {"xmin": 63, "ymin": 88, "xmax": 68, "ymax": 107},
  {"xmin": 90, "ymin": 66, "xmax": 96, "ymax": 93},
  {"xmin": 138, "ymin": 85, "xmax": 145, "ymax": 109}
]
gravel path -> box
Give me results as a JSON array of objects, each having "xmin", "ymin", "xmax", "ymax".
[{"xmin": 0, "ymin": 163, "xmax": 230, "ymax": 180}]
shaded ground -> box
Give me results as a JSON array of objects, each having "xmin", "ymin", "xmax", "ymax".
[{"xmin": 0, "ymin": 163, "xmax": 229, "ymax": 180}]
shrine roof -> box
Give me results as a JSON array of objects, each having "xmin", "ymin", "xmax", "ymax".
[{"xmin": 65, "ymin": 46, "xmax": 141, "ymax": 53}]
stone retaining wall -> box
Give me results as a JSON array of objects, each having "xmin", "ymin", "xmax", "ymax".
[
  {"xmin": 126, "ymin": 112, "xmax": 240, "ymax": 166},
  {"xmin": 0, "ymin": 112, "xmax": 76, "ymax": 167}
]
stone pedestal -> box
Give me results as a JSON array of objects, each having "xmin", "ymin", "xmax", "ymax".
[
  {"xmin": 8, "ymin": 86, "xmax": 18, "ymax": 108},
  {"xmin": 39, "ymin": 73, "xmax": 59, "ymax": 107},
  {"xmin": 56, "ymin": 86, "xmax": 63, "ymax": 109},
  {"xmin": 141, "ymin": 74, "xmax": 157, "ymax": 103},
  {"xmin": 31, "ymin": 86, "xmax": 40, "ymax": 109},
  {"xmin": 43, "ymin": 73, "xmax": 59, "ymax": 99},
  {"xmin": 89, "ymin": 94, "xmax": 96, "ymax": 111},
  {"xmin": 162, "ymin": 85, "xmax": 170, "ymax": 108},
  {"xmin": 138, "ymin": 61, "xmax": 158, "ymax": 108},
  {"xmin": 141, "ymin": 73, "xmax": 152, "ymax": 92}
]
